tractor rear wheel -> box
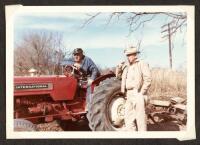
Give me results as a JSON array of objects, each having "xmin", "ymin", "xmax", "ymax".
[{"xmin": 87, "ymin": 77, "xmax": 126, "ymax": 131}]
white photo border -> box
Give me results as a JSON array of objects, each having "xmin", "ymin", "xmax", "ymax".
[{"xmin": 6, "ymin": 5, "xmax": 195, "ymax": 140}]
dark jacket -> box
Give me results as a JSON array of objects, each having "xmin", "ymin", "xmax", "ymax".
[{"xmin": 62, "ymin": 55, "xmax": 100, "ymax": 80}]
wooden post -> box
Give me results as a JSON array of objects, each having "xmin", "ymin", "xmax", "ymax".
[
  {"xmin": 161, "ymin": 23, "xmax": 173, "ymax": 69},
  {"xmin": 168, "ymin": 23, "xmax": 172, "ymax": 69}
]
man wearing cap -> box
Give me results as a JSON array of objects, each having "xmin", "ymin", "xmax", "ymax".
[
  {"xmin": 121, "ymin": 46, "xmax": 151, "ymax": 131},
  {"xmin": 62, "ymin": 48, "xmax": 100, "ymax": 111}
]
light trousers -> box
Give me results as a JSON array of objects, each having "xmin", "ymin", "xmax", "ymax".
[{"xmin": 124, "ymin": 90, "xmax": 147, "ymax": 131}]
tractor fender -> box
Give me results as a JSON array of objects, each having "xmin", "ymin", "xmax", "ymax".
[{"xmin": 91, "ymin": 73, "xmax": 116, "ymax": 93}]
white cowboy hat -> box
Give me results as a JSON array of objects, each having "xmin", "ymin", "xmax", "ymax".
[{"xmin": 124, "ymin": 46, "xmax": 140, "ymax": 55}]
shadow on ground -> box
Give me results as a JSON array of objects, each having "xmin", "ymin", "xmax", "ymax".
[
  {"xmin": 59, "ymin": 120, "xmax": 91, "ymax": 131},
  {"xmin": 147, "ymin": 122, "xmax": 180, "ymax": 131},
  {"xmin": 59, "ymin": 120, "xmax": 182, "ymax": 131}
]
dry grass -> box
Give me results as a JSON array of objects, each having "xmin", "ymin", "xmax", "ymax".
[
  {"xmin": 98, "ymin": 67, "xmax": 187, "ymax": 99},
  {"xmin": 148, "ymin": 68, "xmax": 187, "ymax": 99}
]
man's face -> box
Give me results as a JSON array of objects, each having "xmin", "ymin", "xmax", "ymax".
[
  {"xmin": 127, "ymin": 53, "xmax": 137, "ymax": 64},
  {"xmin": 73, "ymin": 53, "xmax": 83, "ymax": 63}
]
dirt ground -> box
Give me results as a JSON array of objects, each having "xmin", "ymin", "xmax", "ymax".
[
  {"xmin": 36, "ymin": 104, "xmax": 186, "ymax": 131},
  {"xmin": 36, "ymin": 120, "xmax": 91, "ymax": 131},
  {"xmin": 36, "ymin": 119, "xmax": 186, "ymax": 131}
]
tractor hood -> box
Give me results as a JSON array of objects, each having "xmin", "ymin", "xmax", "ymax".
[{"xmin": 14, "ymin": 75, "xmax": 77, "ymax": 101}]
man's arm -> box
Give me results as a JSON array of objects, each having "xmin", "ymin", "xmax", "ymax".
[
  {"xmin": 89, "ymin": 64, "xmax": 100, "ymax": 80},
  {"xmin": 87, "ymin": 58, "xmax": 100, "ymax": 80},
  {"xmin": 121, "ymin": 66, "xmax": 128, "ymax": 93},
  {"xmin": 140, "ymin": 61, "xmax": 152, "ymax": 95}
]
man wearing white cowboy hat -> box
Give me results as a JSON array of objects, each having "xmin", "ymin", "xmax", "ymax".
[{"xmin": 121, "ymin": 46, "xmax": 152, "ymax": 131}]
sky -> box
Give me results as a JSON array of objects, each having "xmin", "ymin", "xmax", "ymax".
[{"xmin": 14, "ymin": 12, "xmax": 187, "ymax": 70}]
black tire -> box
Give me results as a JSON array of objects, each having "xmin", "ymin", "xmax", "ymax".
[
  {"xmin": 14, "ymin": 119, "xmax": 37, "ymax": 131},
  {"xmin": 87, "ymin": 77, "xmax": 125, "ymax": 131}
]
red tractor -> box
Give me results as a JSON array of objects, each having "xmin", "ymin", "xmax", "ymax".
[{"xmin": 14, "ymin": 65, "xmax": 126, "ymax": 131}]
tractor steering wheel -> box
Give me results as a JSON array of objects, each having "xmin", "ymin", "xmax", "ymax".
[{"xmin": 64, "ymin": 64, "xmax": 85, "ymax": 79}]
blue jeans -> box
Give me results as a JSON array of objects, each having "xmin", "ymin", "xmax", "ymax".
[{"xmin": 86, "ymin": 86, "xmax": 92, "ymax": 110}]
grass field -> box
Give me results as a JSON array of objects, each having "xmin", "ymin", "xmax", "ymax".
[
  {"xmin": 102, "ymin": 67, "xmax": 187, "ymax": 99},
  {"xmin": 148, "ymin": 68, "xmax": 187, "ymax": 99}
]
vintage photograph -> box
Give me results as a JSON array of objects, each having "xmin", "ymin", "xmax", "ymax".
[{"xmin": 6, "ymin": 6, "xmax": 195, "ymax": 139}]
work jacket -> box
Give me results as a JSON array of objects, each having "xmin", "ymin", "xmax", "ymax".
[
  {"xmin": 62, "ymin": 55, "xmax": 100, "ymax": 80},
  {"xmin": 121, "ymin": 59, "xmax": 152, "ymax": 95}
]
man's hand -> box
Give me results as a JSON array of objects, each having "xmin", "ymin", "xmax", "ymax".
[
  {"xmin": 139, "ymin": 92, "xmax": 148, "ymax": 104},
  {"xmin": 73, "ymin": 63, "xmax": 81, "ymax": 70},
  {"xmin": 87, "ymin": 79, "xmax": 94, "ymax": 86},
  {"xmin": 116, "ymin": 61, "xmax": 126, "ymax": 79},
  {"xmin": 119, "ymin": 61, "xmax": 125, "ymax": 67}
]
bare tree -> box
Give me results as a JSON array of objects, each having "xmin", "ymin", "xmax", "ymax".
[
  {"xmin": 82, "ymin": 12, "xmax": 187, "ymax": 69},
  {"xmin": 82, "ymin": 12, "xmax": 187, "ymax": 36},
  {"xmin": 14, "ymin": 31, "xmax": 67, "ymax": 76}
]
